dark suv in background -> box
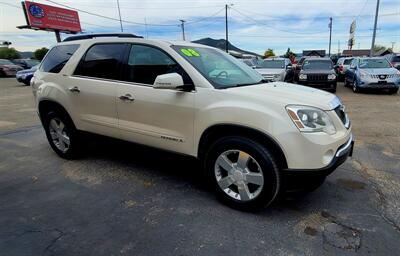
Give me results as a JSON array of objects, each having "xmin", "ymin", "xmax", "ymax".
[{"xmin": 296, "ymin": 57, "xmax": 337, "ymax": 92}]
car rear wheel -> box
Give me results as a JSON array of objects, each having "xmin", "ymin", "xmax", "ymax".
[
  {"xmin": 388, "ymin": 88, "xmax": 399, "ymax": 94},
  {"xmin": 43, "ymin": 110, "xmax": 82, "ymax": 159},
  {"xmin": 205, "ymin": 136, "xmax": 281, "ymax": 210}
]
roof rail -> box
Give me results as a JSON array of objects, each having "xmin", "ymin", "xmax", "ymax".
[{"xmin": 63, "ymin": 33, "xmax": 143, "ymax": 42}]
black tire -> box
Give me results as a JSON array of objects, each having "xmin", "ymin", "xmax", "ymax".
[
  {"xmin": 388, "ymin": 88, "xmax": 399, "ymax": 94},
  {"xmin": 330, "ymin": 83, "xmax": 337, "ymax": 93},
  {"xmin": 204, "ymin": 136, "xmax": 281, "ymax": 210},
  {"xmin": 352, "ymin": 78, "xmax": 360, "ymax": 93},
  {"xmin": 43, "ymin": 110, "xmax": 82, "ymax": 159},
  {"xmin": 344, "ymin": 77, "xmax": 349, "ymax": 87}
]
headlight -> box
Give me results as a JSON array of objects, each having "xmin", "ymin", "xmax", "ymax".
[
  {"xmin": 273, "ymin": 74, "xmax": 280, "ymax": 78},
  {"xmin": 299, "ymin": 74, "xmax": 307, "ymax": 80},
  {"xmin": 286, "ymin": 105, "xmax": 336, "ymax": 135},
  {"xmin": 360, "ymin": 71, "xmax": 369, "ymax": 79},
  {"xmin": 328, "ymin": 74, "xmax": 336, "ymax": 80}
]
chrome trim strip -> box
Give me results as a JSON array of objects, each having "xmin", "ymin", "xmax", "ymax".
[{"xmin": 336, "ymin": 134, "xmax": 353, "ymax": 157}]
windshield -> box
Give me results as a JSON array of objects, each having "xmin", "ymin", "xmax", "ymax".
[
  {"xmin": 302, "ymin": 60, "xmax": 332, "ymax": 70},
  {"xmin": 172, "ymin": 46, "xmax": 264, "ymax": 89},
  {"xmin": 25, "ymin": 59, "xmax": 40, "ymax": 66},
  {"xmin": 343, "ymin": 59, "xmax": 353, "ymax": 65},
  {"xmin": 392, "ymin": 56, "xmax": 400, "ymax": 62},
  {"xmin": 359, "ymin": 59, "xmax": 391, "ymax": 69},
  {"xmin": 0, "ymin": 59, "xmax": 14, "ymax": 65},
  {"xmin": 259, "ymin": 60, "xmax": 285, "ymax": 69}
]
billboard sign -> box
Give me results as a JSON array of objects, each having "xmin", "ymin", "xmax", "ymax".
[{"xmin": 22, "ymin": 1, "xmax": 81, "ymax": 33}]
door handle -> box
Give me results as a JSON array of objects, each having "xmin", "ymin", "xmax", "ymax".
[
  {"xmin": 68, "ymin": 86, "xmax": 80, "ymax": 93},
  {"xmin": 119, "ymin": 94, "xmax": 134, "ymax": 102}
]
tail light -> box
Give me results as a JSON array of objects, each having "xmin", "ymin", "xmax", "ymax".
[{"xmin": 339, "ymin": 65, "xmax": 344, "ymax": 72}]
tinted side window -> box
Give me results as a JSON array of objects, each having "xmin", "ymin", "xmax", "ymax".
[
  {"xmin": 41, "ymin": 44, "xmax": 79, "ymax": 73},
  {"xmin": 124, "ymin": 44, "xmax": 191, "ymax": 85},
  {"xmin": 74, "ymin": 44, "xmax": 126, "ymax": 80}
]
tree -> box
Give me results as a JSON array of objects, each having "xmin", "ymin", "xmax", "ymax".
[
  {"xmin": 264, "ymin": 48, "xmax": 275, "ymax": 58},
  {"xmin": 0, "ymin": 47, "xmax": 21, "ymax": 59},
  {"xmin": 34, "ymin": 47, "xmax": 49, "ymax": 61}
]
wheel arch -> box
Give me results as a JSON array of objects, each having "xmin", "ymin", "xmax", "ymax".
[
  {"xmin": 38, "ymin": 100, "xmax": 76, "ymax": 129},
  {"xmin": 198, "ymin": 124, "xmax": 288, "ymax": 170}
]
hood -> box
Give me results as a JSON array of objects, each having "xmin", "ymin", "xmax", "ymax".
[
  {"xmin": 255, "ymin": 68, "xmax": 285, "ymax": 75},
  {"xmin": 227, "ymin": 82, "xmax": 338, "ymax": 110},
  {"xmin": 301, "ymin": 69, "xmax": 335, "ymax": 74},
  {"xmin": 360, "ymin": 67, "xmax": 398, "ymax": 75}
]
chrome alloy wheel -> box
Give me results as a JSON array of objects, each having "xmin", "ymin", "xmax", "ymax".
[
  {"xmin": 214, "ymin": 150, "xmax": 264, "ymax": 201},
  {"xmin": 48, "ymin": 118, "xmax": 70, "ymax": 153}
]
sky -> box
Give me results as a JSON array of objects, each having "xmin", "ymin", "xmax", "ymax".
[{"xmin": 0, "ymin": 0, "xmax": 399, "ymax": 55}]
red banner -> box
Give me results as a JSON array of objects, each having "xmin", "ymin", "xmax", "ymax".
[{"xmin": 23, "ymin": 1, "xmax": 81, "ymax": 33}]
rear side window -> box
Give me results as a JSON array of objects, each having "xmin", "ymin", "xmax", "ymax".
[
  {"xmin": 74, "ymin": 44, "xmax": 126, "ymax": 80},
  {"xmin": 41, "ymin": 44, "xmax": 79, "ymax": 73}
]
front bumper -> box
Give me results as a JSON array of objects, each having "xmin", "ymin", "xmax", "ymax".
[
  {"xmin": 298, "ymin": 80, "xmax": 336, "ymax": 89},
  {"xmin": 358, "ymin": 80, "xmax": 399, "ymax": 89},
  {"xmin": 283, "ymin": 134, "xmax": 354, "ymax": 178}
]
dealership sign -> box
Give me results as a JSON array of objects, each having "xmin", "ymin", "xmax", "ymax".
[{"xmin": 22, "ymin": 1, "xmax": 81, "ymax": 33}]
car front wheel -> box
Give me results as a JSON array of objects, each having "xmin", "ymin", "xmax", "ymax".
[{"xmin": 205, "ymin": 136, "xmax": 281, "ymax": 210}]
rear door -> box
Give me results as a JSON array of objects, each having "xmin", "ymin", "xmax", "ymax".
[
  {"xmin": 67, "ymin": 43, "xmax": 128, "ymax": 138},
  {"xmin": 116, "ymin": 44, "xmax": 195, "ymax": 155}
]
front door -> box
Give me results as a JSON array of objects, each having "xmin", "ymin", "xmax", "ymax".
[{"xmin": 116, "ymin": 44, "xmax": 195, "ymax": 155}]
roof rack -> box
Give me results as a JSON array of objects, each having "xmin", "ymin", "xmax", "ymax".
[{"xmin": 63, "ymin": 33, "xmax": 143, "ymax": 42}]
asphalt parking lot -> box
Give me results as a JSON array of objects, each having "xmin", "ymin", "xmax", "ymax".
[{"xmin": 0, "ymin": 77, "xmax": 399, "ymax": 255}]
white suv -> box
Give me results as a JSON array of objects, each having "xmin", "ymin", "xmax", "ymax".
[{"xmin": 31, "ymin": 34, "xmax": 353, "ymax": 209}]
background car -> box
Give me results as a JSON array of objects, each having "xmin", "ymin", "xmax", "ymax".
[
  {"xmin": 335, "ymin": 57, "xmax": 353, "ymax": 81},
  {"xmin": 255, "ymin": 58, "xmax": 293, "ymax": 82},
  {"xmin": 0, "ymin": 59, "xmax": 23, "ymax": 77},
  {"xmin": 296, "ymin": 57, "xmax": 337, "ymax": 92},
  {"xmin": 345, "ymin": 57, "xmax": 400, "ymax": 94},
  {"xmin": 12, "ymin": 59, "xmax": 40, "ymax": 69},
  {"xmin": 384, "ymin": 53, "xmax": 400, "ymax": 70},
  {"xmin": 16, "ymin": 64, "xmax": 38, "ymax": 85},
  {"xmin": 239, "ymin": 58, "xmax": 257, "ymax": 68}
]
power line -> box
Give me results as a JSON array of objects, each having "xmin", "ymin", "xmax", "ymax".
[
  {"xmin": 43, "ymin": 0, "xmax": 179, "ymax": 26},
  {"xmin": 185, "ymin": 7, "xmax": 225, "ymax": 24},
  {"xmin": 230, "ymin": 7, "xmax": 328, "ymax": 35}
]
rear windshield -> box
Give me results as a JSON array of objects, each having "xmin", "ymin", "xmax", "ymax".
[
  {"xmin": 302, "ymin": 60, "xmax": 332, "ymax": 70},
  {"xmin": 41, "ymin": 44, "xmax": 79, "ymax": 73},
  {"xmin": 343, "ymin": 59, "xmax": 353, "ymax": 65},
  {"xmin": 392, "ymin": 56, "xmax": 400, "ymax": 62},
  {"xmin": 359, "ymin": 59, "xmax": 391, "ymax": 69},
  {"xmin": 259, "ymin": 60, "xmax": 285, "ymax": 69}
]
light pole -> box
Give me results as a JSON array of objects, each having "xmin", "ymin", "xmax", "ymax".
[
  {"xmin": 370, "ymin": 0, "xmax": 380, "ymax": 56},
  {"xmin": 116, "ymin": 0, "xmax": 123, "ymax": 32},
  {"xmin": 328, "ymin": 17, "xmax": 332, "ymax": 57},
  {"xmin": 180, "ymin": 19, "xmax": 186, "ymax": 41},
  {"xmin": 225, "ymin": 4, "xmax": 233, "ymax": 53}
]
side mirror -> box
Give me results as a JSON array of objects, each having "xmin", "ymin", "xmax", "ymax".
[
  {"xmin": 252, "ymin": 65, "xmax": 257, "ymax": 69},
  {"xmin": 154, "ymin": 73, "xmax": 184, "ymax": 90}
]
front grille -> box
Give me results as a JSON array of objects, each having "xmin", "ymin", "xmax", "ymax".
[
  {"xmin": 262, "ymin": 74, "xmax": 274, "ymax": 80},
  {"xmin": 371, "ymin": 74, "xmax": 395, "ymax": 79},
  {"xmin": 307, "ymin": 74, "xmax": 328, "ymax": 82},
  {"xmin": 334, "ymin": 105, "xmax": 349, "ymax": 128}
]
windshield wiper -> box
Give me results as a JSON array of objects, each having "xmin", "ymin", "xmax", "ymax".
[{"xmin": 233, "ymin": 79, "xmax": 268, "ymax": 87}]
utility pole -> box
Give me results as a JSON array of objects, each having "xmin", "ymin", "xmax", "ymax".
[
  {"xmin": 391, "ymin": 42, "xmax": 395, "ymax": 51},
  {"xmin": 116, "ymin": 0, "xmax": 123, "ymax": 32},
  {"xmin": 370, "ymin": 0, "xmax": 380, "ymax": 56},
  {"xmin": 328, "ymin": 17, "xmax": 332, "ymax": 57},
  {"xmin": 225, "ymin": 4, "xmax": 229, "ymax": 53},
  {"xmin": 338, "ymin": 40, "xmax": 340, "ymax": 55},
  {"xmin": 179, "ymin": 20, "xmax": 186, "ymax": 41}
]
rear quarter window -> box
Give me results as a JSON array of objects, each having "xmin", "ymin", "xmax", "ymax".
[{"xmin": 40, "ymin": 44, "xmax": 79, "ymax": 73}]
